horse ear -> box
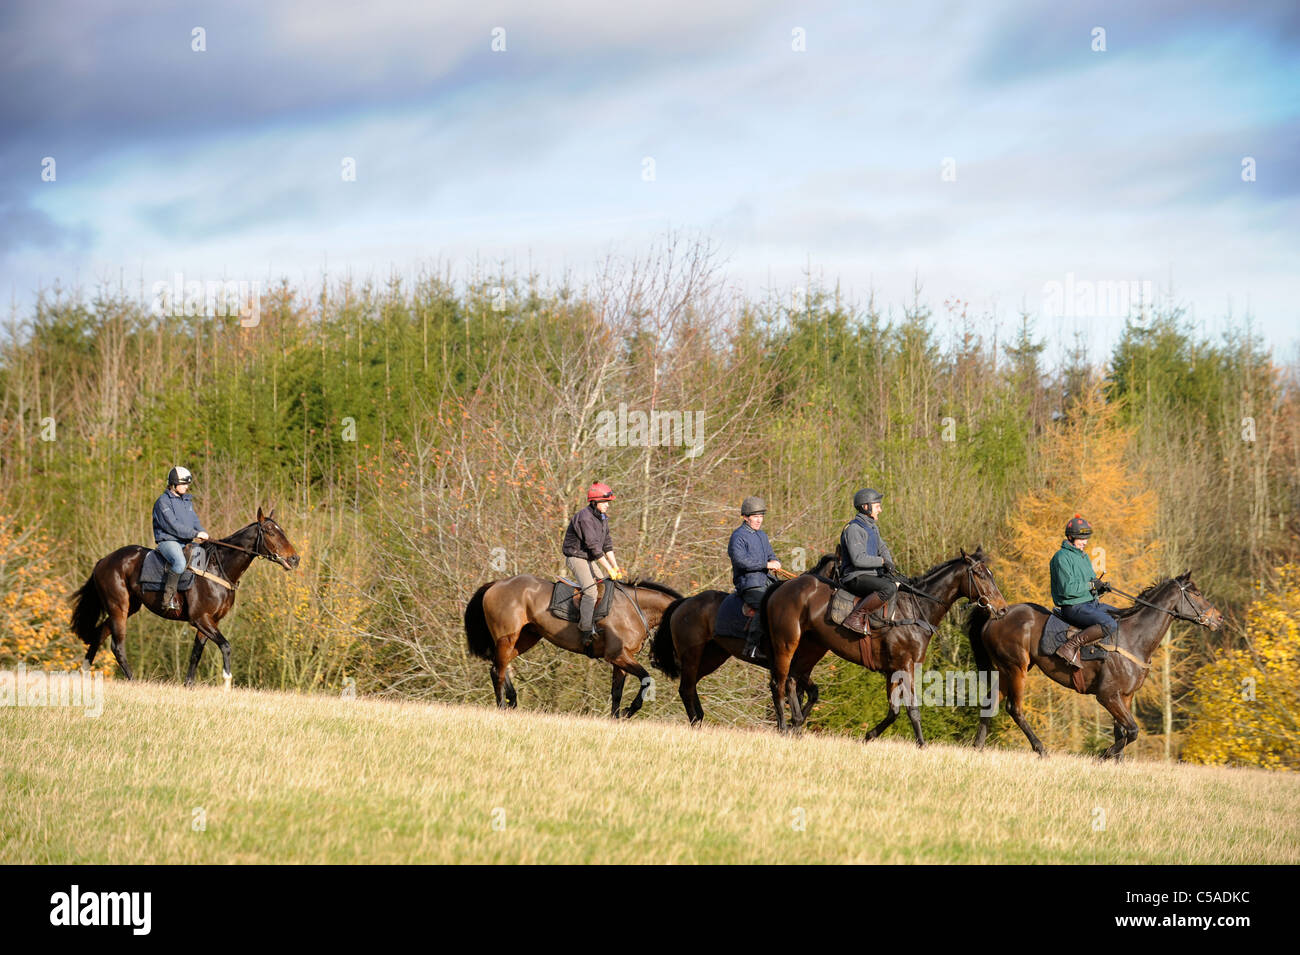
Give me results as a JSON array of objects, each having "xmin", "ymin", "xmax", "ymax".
[
  {"xmin": 960, "ymin": 547, "xmax": 969, "ymax": 561},
  {"xmin": 268, "ymin": 504, "xmax": 276, "ymax": 520},
  {"xmin": 257, "ymin": 506, "xmax": 265, "ymax": 523},
  {"xmin": 975, "ymin": 544, "xmax": 986, "ymax": 559}
]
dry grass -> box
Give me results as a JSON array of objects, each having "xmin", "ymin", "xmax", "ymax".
[{"xmin": 2, "ymin": 681, "xmax": 1296, "ymax": 864}]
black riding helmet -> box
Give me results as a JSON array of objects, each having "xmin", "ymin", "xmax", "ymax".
[{"xmin": 853, "ymin": 488, "xmax": 883, "ymax": 511}]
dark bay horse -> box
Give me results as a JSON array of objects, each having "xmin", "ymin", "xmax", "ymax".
[
  {"xmin": 766, "ymin": 548, "xmax": 1008, "ymax": 743},
  {"xmin": 966, "ymin": 572, "xmax": 1222, "ymax": 759},
  {"xmin": 69, "ymin": 508, "xmax": 300, "ymax": 687},
  {"xmin": 649, "ymin": 555, "xmax": 839, "ymax": 725},
  {"xmin": 463, "ymin": 576, "xmax": 683, "ymax": 717}
]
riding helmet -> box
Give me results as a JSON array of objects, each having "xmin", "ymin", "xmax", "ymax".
[
  {"xmin": 741, "ymin": 496, "xmax": 766, "ymax": 516},
  {"xmin": 587, "ymin": 481, "xmax": 615, "ymax": 503},
  {"xmin": 1065, "ymin": 514, "xmax": 1092, "ymax": 539},
  {"xmin": 167, "ymin": 466, "xmax": 194, "ymax": 487},
  {"xmin": 853, "ymin": 488, "xmax": 883, "ymax": 510}
]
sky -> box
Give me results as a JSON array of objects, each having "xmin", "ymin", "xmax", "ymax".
[{"xmin": 2, "ymin": 0, "xmax": 1297, "ymax": 364}]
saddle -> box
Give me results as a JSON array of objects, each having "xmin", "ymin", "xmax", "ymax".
[
  {"xmin": 548, "ymin": 578, "xmax": 617, "ymax": 623},
  {"xmin": 829, "ymin": 588, "xmax": 893, "ymax": 635},
  {"xmin": 139, "ymin": 544, "xmax": 208, "ymax": 592},
  {"xmin": 714, "ymin": 592, "xmax": 753, "ymax": 641},
  {"xmin": 1037, "ymin": 609, "xmax": 1144, "ymax": 693}
]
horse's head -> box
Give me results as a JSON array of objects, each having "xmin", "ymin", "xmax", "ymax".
[
  {"xmin": 960, "ymin": 546, "xmax": 1008, "ymax": 617},
  {"xmin": 1175, "ymin": 571, "xmax": 1223, "ymax": 630},
  {"xmin": 256, "ymin": 505, "xmax": 300, "ymax": 570}
]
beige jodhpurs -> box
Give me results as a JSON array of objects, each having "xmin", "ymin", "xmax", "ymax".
[{"xmin": 567, "ymin": 556, "xmax": 607, "ymax": 632}]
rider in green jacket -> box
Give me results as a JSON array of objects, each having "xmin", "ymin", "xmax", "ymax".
[{"xmin": 1049, "ymin": 514, "xmax": 1120, "ymax": 667}]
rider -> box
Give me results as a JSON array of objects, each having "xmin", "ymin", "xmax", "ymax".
[
  {"xmin": 152, "ymin": 466, "xmax": 209, "ymax": 611},
  {"xmin": 561, "ymin": 482, "xmax": 624, "ymax": 658},
  {"xmin": 1050, "ymin": 514, "xmax": 1120, "ymax": 667},
  {"xmin": 728, "ymin": 496, "xmax": 781, "ymax": 659},
  {"xmin": 838, "ymin": 488, "xmax": 900, "ymax": 631}
]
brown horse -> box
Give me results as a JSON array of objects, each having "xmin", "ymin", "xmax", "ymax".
[
  {"xmin": 766, "ymin": 548, "xmax": 1009, "ymax": 742},
  {"xmin": 966, "ymin": 572, "xmax": 1222, "ymax": 759},
  {"xmin": 69, "ymin": 508, "xmax": 300, "ymax": 687},
  {"xmin": 649, "ymin": 555, "xmax": 839, "ymax": 725},
  {"xmin": 463, "ymin": 576, "xmax": 683, "ymax": 717}
]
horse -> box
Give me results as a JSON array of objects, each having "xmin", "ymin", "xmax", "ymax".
[
  {"xmin": 68, "ymin": 508, "xmax": 300, "ymax": 688},
  {"xmin": 649, "ymin": 555, "xmax": 840, "ymax": 725},
  {"xmin": 766, "ymin": 548, "xmax": 1009, "ymax": 743},
  {"xmin": 463, "ymin": 575, "xmax": 684, "ymax": 717},
  {"xmin": 965, "ymin": 571, "xmax": 1222, "ymax": 759}
]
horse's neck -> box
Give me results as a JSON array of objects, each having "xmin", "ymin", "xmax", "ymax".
[
  {"xmin": 1123, "ymin": 591, "xmax": 1179, "ymax": 660},
  {"xmin": 637, "ymin": 589, "xmax": 678, "ymax": 624},
  {"xmin": 913, "ymin": 564, "xmax": 962, "ymax": 625},
  {"xmin": 212, "ymin": 527, "xmax": 258, "ymax": 583}
]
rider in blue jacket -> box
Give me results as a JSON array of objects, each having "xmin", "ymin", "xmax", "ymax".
[
  {"xmin": 153, "ymin": 466, "xmax": 208, "ymax": 610},
  {"xmin": 729, "ymin": 496, "xmax": 780, "ymax": 659}
]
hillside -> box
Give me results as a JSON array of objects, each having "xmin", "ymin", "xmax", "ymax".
[{"xmin": 3, "ymin": 682, "xmax": 1296, "ymax": 864}]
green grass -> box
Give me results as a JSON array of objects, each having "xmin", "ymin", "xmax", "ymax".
[{"xmin": 2, "ymin": 681, "xmax": 1296, "ymax": 863}]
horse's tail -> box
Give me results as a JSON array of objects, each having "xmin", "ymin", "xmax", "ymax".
[
  {"xmin": 69, "ymin": 574, "xmax": 105, "ymax": 646},
  {"xmin": 965, "ymin": 604, "xmax": 993, "ymax": 674},
  {"xmin": 463, "ymin": 582, "xmax": 498, "ymax": 661},
  {"xmin": 650, "ymin": 598, "xmax": 685, "ymax": 680}
]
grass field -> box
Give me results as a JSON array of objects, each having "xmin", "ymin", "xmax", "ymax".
[{"xmin": 3, "ymin": 681, "xmax": 1297, "ymax": 864}]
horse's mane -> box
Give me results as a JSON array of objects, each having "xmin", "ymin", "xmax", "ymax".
[
  {"xmin": 907, "ymin": 548, "xmax": 988, "ymax": 588},
  {"xmin": 625, "ymin": 578, "xmax": 684, "ymax": 600},
  {"xmin": 1111, "ymin": 577, "xmax": 1179, "ymax": 618},
  {"xmin": 808, "ymin": 553, "xmax": 837, "ymax": 576}
]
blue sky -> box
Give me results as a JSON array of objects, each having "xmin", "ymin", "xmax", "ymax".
[{"xmin": 2, "ymin": 0, "xmax": 1297, "ymax": 362}]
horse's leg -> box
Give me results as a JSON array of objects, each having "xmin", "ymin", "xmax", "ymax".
[
  {"xmin": 973, "ymin": 677, "xmax": 1000, "ymax": 749},
  {"xmin": 864, "ymin": 673, "xmax": 902, "ymax": 742},
  {"xmin": 1098, "ymin": 690, "xmax": 1139, "ymax": 760},
  {"xmin": 902, "ymin": 662, "xmax": 925, "ymax": 747},
  {"xmin": 185, "ymin": 631, "xmax": 207, "ymax": 687},
  {"xmin": 1004, "ymin": 666, "xmax": 1046, "ymax": 757},
  {"xmin": 107, "ymin": 608, "xmax": 133, "ymax": 681},
  {"xmin": 211, "ymin": 629, "xmax": 233, "ymax": 691},
  {"xmin": 610, "ymin": 650, "xmax": 653, "ymax": 718},
  {"xmin": 685, "ymin": 642, "xmax": 730, "ymax": 725},
  {"xmin": 489, "ymin": 630, "xmax": 521, "ymax": 709},
  {"xmin": 610, "ymin": 667, "xmax": 628, "ymax": 719}
]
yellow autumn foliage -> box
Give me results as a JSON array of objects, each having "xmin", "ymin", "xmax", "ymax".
[
  {"xmin": 1183, "ymin": 564, "xmax": 1300, "ymax": 771},
  {"xmin": 0, "ymin": 513, "xmax": 112, "ymax": 675}
]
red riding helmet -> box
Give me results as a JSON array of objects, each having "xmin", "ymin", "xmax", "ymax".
[
  {"xmin": 1065, "ymin": 514, "xmax": 1092, "ymax": 539},
  {"xmin": 587, "ymin": 482, "xmax": 615, "ymax": 503}
]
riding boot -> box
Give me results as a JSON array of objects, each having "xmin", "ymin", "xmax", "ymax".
[
  {"xmin": 161, "ymin": 571, "xmax": 181, "ymax": 611},
  {"xmin": 1055, "ymin": 623, "xmax": 1110, "ymax": 668},
  {"xmin": 579, "ymin": 629, "xmax": 598, "ymax": 658},
  {"xmin": 844, "ymin": 591, "xmax": 887, "ymax": 635},
  {"xmin": 742, "ymin": 616, "xmax": 766, "ymax": 662}
]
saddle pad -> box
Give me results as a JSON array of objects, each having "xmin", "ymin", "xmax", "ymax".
[
  {"xmin": 548, "ymin": 578, "xmax": 616, "ymax": 623},
  {"xmin": 140, "ymin": 544, "xmax": 207, "ymax": 592},
  {"xmin": 829, "ymin": 588, "xmax": 855, "ymax": 626},
  {"xmin": 714, "ymin": 592, "xmax": 752, "ymax": 640},
  {"xmin": 1038, "ymin": 612, "xmax": 1109, "ymax": 662}
]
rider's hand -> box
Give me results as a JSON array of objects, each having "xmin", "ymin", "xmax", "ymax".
[
  {"xmin": 1095, "ymin": 580, "xmax": 1110, "ymax": 594},
  {"xmin": 767, "ymin": 560, "xmax": 781, "ymax": 570},
  {"xmin": 196, "ymin": 531, "xmax": 209, "ymax": 541},
  {"xmin": 882, "ymin": 559, "xmax": 897, "ymax": 575}
]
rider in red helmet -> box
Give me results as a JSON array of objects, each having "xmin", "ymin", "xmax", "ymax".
[{"xmin": 561, "ymin": 482, "xmax": 624, "ymax": 657}]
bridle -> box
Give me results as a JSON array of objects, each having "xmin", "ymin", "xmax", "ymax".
[
  {"xmin": 204, "ymin": 522, "xmax": 292, "ymax": 569},
  {"xmin": 890, "ymin": 559, "xmax": 1003, "ymax": 615},
  {"xmin": 1106, "ymin": 579, "xmax": 1215, "ymax": 627}
]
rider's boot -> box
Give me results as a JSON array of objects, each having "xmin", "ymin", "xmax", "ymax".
[
  {"xmin": 1055, "ymin": 623, "xmax": 1109, "ymax": 668},
  {"xmin": 579, "ymin": 629, "xmax": 599, "ymax": 659},
  {"xmin": 162, "ymin": 571, "xmax": 181, "ymax": 612},
  {"xmin": 742, "ymin": 616, "xmax": 766, "ymax": 662},
  {"xmin": 844, "ymin": 591, "xmax": 887, "ymax": 635}
]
